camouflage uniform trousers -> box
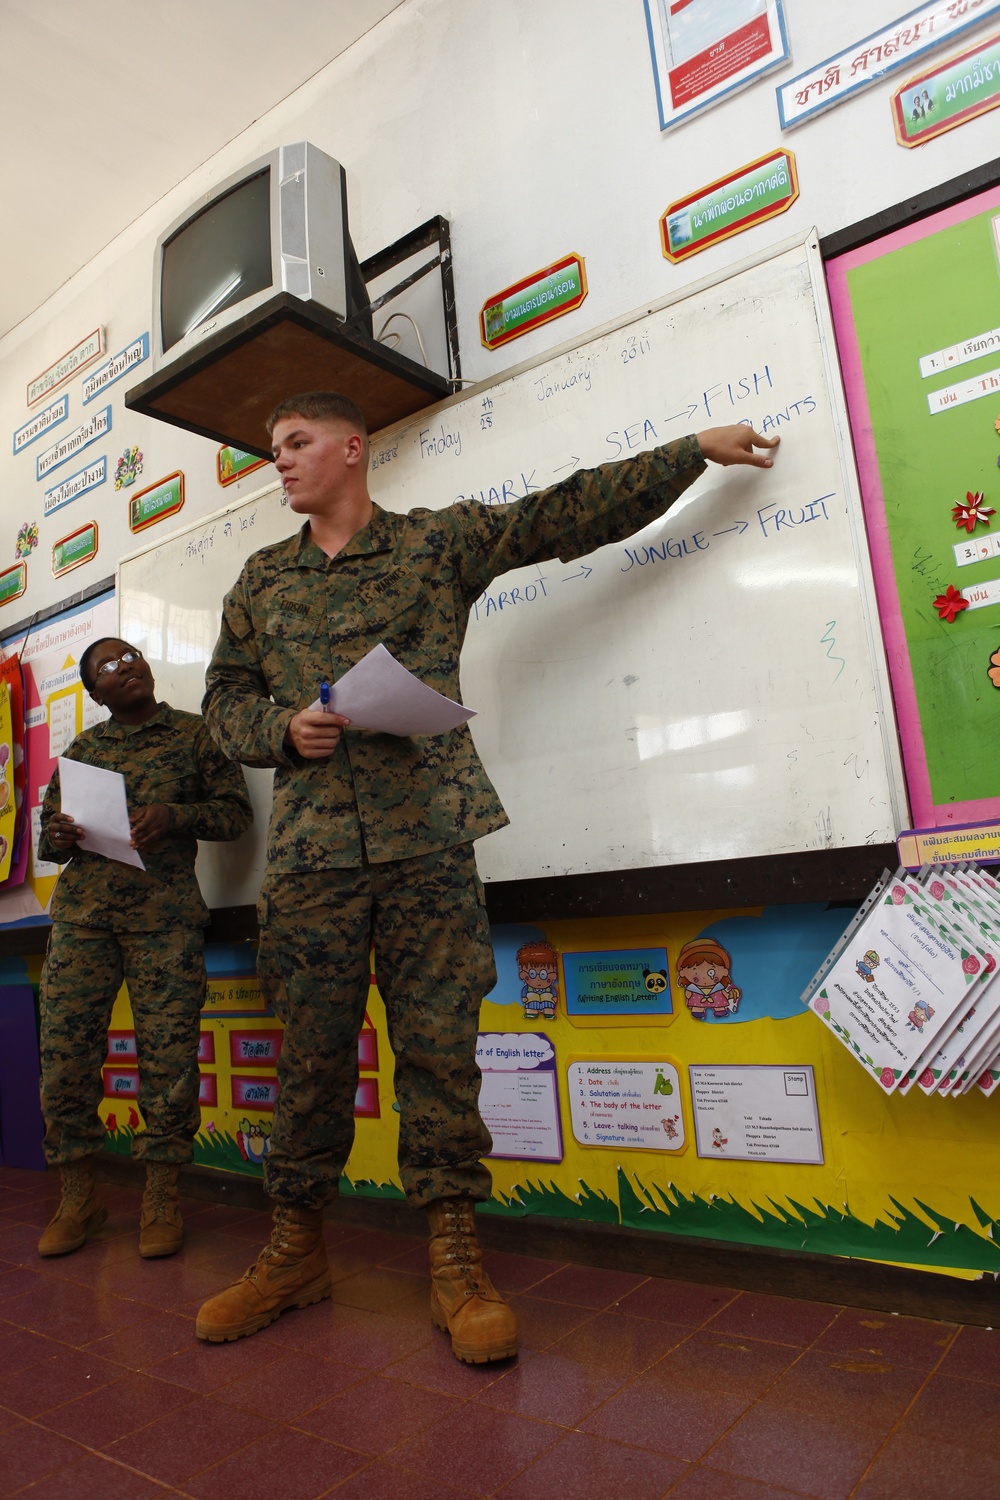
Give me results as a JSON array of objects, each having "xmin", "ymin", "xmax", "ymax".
[
  {"xmin": 258, "ymin": 842, "xmax": 496, "ymax": 1211},
  {"xmin": 39, "ymin": 922, "xmax": 206, "ymax": 1166}
]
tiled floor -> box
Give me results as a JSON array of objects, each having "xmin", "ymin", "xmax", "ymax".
[{"xmin": 0, "ymin": 1167, "xmax": 997, "ymax": 1499}]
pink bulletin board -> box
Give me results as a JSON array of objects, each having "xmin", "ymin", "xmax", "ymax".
[{"xmin": 827, "ymin": 183, "xmax": 1000, "ymax": 830}]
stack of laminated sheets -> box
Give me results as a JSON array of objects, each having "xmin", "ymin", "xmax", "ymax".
[{"xmin": 803, "ymin": 864, "xmax": 1000, "ymax": 1097}]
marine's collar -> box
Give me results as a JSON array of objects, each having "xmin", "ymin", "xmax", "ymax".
[
  {"xmin": 95, "ymin": 700, "xmax": 177, "ymax": 737},
  {"xmin": 284, "ymin": 506, "xmax": 396, "ymax": 569}
]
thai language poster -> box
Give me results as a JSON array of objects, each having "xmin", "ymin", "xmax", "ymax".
[{"xmin": 644, "ymin": 0, "xmax": 788, "ymax": 130}]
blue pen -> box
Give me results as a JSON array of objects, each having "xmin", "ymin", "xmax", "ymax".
[{"xmin": 319, "ymin": 680, "xmax": 332, "ymax": 714}]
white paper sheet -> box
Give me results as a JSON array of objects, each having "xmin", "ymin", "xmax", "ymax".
[
  {"xmin": 58, "ymin": 756, "xmax": 145, "ymax": 869},
  {"xmin": 309, "ymin": 644, "xmax": 477, "ymax": 736}
]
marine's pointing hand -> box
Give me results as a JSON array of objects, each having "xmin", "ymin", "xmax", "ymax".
[{"xmin": 696, "ymin": 425, "xmax": 780, "ymax": 468}]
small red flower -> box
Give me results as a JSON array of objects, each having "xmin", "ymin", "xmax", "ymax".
[
  {"xmin": 891, "ymin": 885, "xmax": 905, "ymax": 904},
  {"xmin": 929, "ymin": 880, "xmax": 945, "ymax": 900},
  {"xmin": 919, "ymin": 1068, "xmax": 934, "ymax": 1088},
  {"xmin": 952, "ymin": 491, "xmax": 995, "ymax": 533},
  {"xmin": 934, "ymin": 584, "xmax": 968, "ymax": 623},
  {"xmin": 963, "ymin": 954, "xmax": 981, "ymax": 975},
  {"xmin": 880, "ymin": 1067, "xmax": 896, "ymax": 1088}
]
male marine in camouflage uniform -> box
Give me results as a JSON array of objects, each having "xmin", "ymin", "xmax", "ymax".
[
  {"xmin": 195, "ymin": 392, "xmax": 778, "ymax": 1360},
  {"xmin": 37, "ymin": 637, "xmax": 252, "ymax": 1260}
]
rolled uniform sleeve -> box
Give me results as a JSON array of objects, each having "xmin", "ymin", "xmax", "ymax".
[
  {"xmin": 164, "ymin": 720, "xmax": 253, "ymax": 840},
  {"xmin": 37, "ymin": 765, "xmax": 68, "ymax": 866},
  {"xmin": 204, "ymin": 576, "xmax": 298, "ymax": 770},
  {"xmin": 446, "ymin": 436, "xmax": 706, "ymax": 604}
]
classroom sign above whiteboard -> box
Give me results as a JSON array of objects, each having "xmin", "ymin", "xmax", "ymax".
[{"xmin": 119, "ymin": 234, "xmax": 904, "ymax": 907}]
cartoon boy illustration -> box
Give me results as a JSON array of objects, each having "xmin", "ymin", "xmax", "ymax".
[
  {"xmin": 517, "ymin": 940, "xmax": 559, "ymax": 1021},
  {"xmin": 676, "ymin": 938, "xmax": 741, "ymax": 1020},
  {"xmin": 711, "ymin": 1127, "xmax": 728, "ymax": 1150},
  {"xmin": 907, "ymin": 999, "xmax": 934, "ymax": 1033},
  {"xmin": 856, "ymin": 950, "xmax": 880, "ymax": 983}
]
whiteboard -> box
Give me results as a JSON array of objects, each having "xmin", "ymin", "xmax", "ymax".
[{"xmin": 118, "ymin": 233, "xmax": 905, "ymax": 907}]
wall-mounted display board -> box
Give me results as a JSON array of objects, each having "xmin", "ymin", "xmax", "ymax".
[
  {"xmin": 119, "ymin": 234, "xmax": 905, "ymax": 909},
  {"xmin": 46, "ymin": 886, "xmax": 999, "ymax": 1282},
  {"xmin": 0, "ymin": 588, "xmax": 117, "ymax": 925},
  {"xmin": 827, "ymin": 183, "xmax": 1000, "ymax": 831}
]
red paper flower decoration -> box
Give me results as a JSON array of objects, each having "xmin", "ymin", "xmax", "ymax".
[
  {"xmin": 952, "ymin": 491, "xmax": 995, "ymax": 532},
  {"xmin": 934, "ymin": 584, "xmax": 968, "ymax": 622}
]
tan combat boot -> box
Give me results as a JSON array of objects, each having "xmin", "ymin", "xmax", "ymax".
[
  {"xmin": 427, "ymin": 1197, "xmax": 518, "ymax": 1363},
  {"xmin": 195, "ymin": 1204, "xmax": 331, "ymax": 1342},
  {"xmin": 138, "ymin": 1163, "xmax": 184, "ymax": 1259},
  {"xmin": 37, "ymin": 1158, "xmax": 107, "ymax": 1257}
]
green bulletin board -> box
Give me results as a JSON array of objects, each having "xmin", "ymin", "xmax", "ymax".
[{"xmin": 828, "ymin": 184, "xmax": 1000, "ymax": 827}]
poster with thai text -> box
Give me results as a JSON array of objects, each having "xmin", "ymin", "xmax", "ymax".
[{"xmin": 644, "ymin": 0, "xmax": 788, "ymax": 131}]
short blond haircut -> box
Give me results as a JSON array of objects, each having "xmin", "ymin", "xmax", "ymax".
[{"xmin": 267, "ymin": 392, "xmax": 369, "ymax": 458}]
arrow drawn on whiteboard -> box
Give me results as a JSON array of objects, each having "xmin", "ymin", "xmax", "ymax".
[
  {"xmin": 553, "ymin": 456, "xmax": 580, "ymax": 473},
  {"xmin": 664, "ymin": 403, "xmax": 699, "ymax": 422},
  {"xmin": 712, "ymin": 521, "xmax": 749, "ymax": 536},
  {"xmin": 562, "ymin": 565, "xmax": 593, "ymax": 583}
]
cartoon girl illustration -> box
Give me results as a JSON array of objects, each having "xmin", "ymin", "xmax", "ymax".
[
  {"xmin": 676, "ymin": 938, "xmax": 741, "ymax": 1020},
  {"xmin": 516, "ymin": 940, "xmax": 559, "ymax": 1021}
]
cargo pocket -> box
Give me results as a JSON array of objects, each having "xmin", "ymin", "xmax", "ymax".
[{"xmin": 255, "ymin": 891, "xmax": 290, "ymax": 1022}]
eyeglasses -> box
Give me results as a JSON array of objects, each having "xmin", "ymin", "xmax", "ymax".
[{"xmin": 95, "ymin": 650, "xmax": 143, "ymax": 678}]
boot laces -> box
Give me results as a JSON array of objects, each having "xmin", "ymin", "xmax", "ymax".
[
  {"xmin": 245, "ymin": 1207, "xmax": 294, "ymax": 1282},
  {"xmin": 144, "ymin": 1165, "xmax": 172, "ymax": 1217},
  {"xmin": 442, "ymin": 1201, "xmax": 488, "ymax": 1296},
  {"xmin": 55, "ymin": 1162, "xmax": 93, "ymax": 1216}
]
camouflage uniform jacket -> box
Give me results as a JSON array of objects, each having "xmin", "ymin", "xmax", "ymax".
[
  {"xmin": 39, "ymin": 702, "xmax": 252, "ymax": 931},
  {"xmin": 203, "ymin": 437, "xmax": 706, "ymax": 871}
]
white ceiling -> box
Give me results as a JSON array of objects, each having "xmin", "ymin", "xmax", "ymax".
[{"xmin": 0, "ymin": 0, "xmax": 404, "ymax": 340}]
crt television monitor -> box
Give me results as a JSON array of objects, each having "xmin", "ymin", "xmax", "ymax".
[{"xmin": 152, "ymin": 141, "xmax": 371, "ymax": 372}]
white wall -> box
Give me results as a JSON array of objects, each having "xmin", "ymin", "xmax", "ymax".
[{"xmin": 2, "ymin": 0, "xmax": 997, "ymax": 625}]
